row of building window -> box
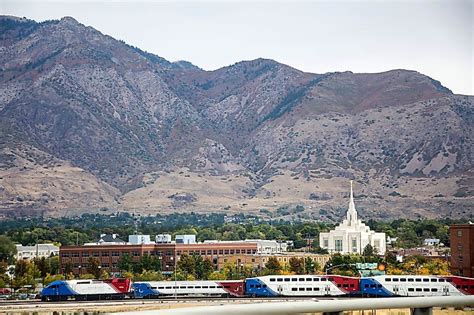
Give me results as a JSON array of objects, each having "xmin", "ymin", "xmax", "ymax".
[
  {"xmin": 61, "ymin": 251, "xmax": 173, "ymax": 258},
  {"xmin": 177, "ymin": 249, "xmax": 257, "ymax": 255},
  {"xmin": 71, "ymin": 263, "xmax": 117, "ymax": 268}
]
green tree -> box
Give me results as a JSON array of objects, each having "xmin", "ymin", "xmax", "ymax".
[
  {"xmin": 49, "ymin": 256, "xmax": 60, "ymax": 275},
  {"xmin": 133, "ymin": 270, "xmax": 163, "ymax": 281},
  {"xmin": 177, "ymin": 254, "xmax": 195, "ymax": 279},
  {"xmin": 87, "ymin": 257, "xmax": 102, "ymax": 279},
  {"xmin": 194, "ymin": 255, "xmax": 213, "ymax": 280},
  {"xmin": 304, "ymin": 257, "xmax": 320, "ymax": 274},
  {"xmin": 118, "ymin": 253, "xmax": 133, "ymax": 272},
  {"xmin": 288, "ymin": 257, "xmax": 304, "ymax": 274},
  {"xmin": 363, "ymin": 244, "xmax": 376, "ymax": 257},
  {"xmin": 264, "ymin": 257, "xmax": 282, "ymax": 275},
  {"xmin": 0, "ymin": 235, "xmax": 17, "ymax": 263},
  {"xmin": 64, "ymin": 261, "xmax": 73, "ymax": 275}
]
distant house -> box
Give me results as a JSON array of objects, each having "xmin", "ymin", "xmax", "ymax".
[
  {"xmin": 423, "ymin": 238, "xmax": 441, "ymax": 246},
  {"xmin": 386, "ymin": 236, "xmax": 398, "ymax": 246},
  {"xmin": 15, "ymin": 244, "xmax": 59, "ymax": 260}
]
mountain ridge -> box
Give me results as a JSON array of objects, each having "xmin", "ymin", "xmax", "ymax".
[{"xmin": 0, "ymin": 15, "xmax": 472, "ymax": 220}]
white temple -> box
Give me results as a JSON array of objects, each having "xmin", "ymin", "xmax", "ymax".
[{"xmin": 319, "ymin": 181, "xmax": 386, "ymax": 255}]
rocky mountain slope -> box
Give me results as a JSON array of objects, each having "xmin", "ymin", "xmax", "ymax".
[{"xmin": 0, "ymin": 16, "xmax": 472, "ymax": 220}]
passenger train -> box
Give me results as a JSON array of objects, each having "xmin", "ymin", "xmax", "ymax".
[{"xmin": 40, "ymin": 275, "xmax": 474, "ymax": 301}]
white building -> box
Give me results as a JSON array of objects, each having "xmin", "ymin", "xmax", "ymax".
[
  {"xmin": 175, "ymin": 235, "xmax": 196, "ymax": 244},
  {"xmin": 129, "ymin": 234, "xmax": 154, "ymax": 245},
  {"xmin": 319, "ymin": 181, "xmax": 386, "ymax": 255},
  {"xmin": 15, "ymin": 244, "xmax": 59, "ymax": 260}
]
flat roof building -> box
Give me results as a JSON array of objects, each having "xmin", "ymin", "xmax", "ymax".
[
  {"xmin": 16, "ymin": 244, "xmax": 59, "ymax": 260},
  {"xmin": 59, "ymin": 241, "xmax": 258, "ymax": 276}
]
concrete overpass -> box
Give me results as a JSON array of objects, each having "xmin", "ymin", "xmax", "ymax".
[{"xmin": 112, "ymin": 296, "xmax": 474, "ymax": 315}]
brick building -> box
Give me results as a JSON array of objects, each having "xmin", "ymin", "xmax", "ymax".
[
  {"xmin": 216, "ymin": 253, "xmax": 331, "ymax": 271},
  {"xmin": 449, "ymin": 224, "xmax": 474, "ymax": 277},
  {"xmin": 60, "ymin": 241, "xmax": 258, "ymax": 275}
]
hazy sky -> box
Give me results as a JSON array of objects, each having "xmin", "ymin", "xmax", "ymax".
[{"xmin": 2, "ymin": 0, "xmax": 473, "ymax": 95}]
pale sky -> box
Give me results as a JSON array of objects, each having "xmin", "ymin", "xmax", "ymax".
[{"xmin": 2, "ymin": 0, "xmax": 473, "ymax": 95}]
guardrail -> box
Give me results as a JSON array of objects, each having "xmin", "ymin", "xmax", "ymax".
[{"xmin": 111, "ymin": 296, "xmax": 474, "ymax": 315}]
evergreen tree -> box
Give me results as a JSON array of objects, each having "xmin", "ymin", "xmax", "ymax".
[{"xmin": 264, "ymin": 257, "xmax": 282, "ymax": 275}]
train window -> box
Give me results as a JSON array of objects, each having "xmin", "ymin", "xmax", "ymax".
[
  {"xmin": 431, "ymin": 288, "xmax": 438, "ymax": 292},
  {"xmin": 337, "ymin": 284, "xmax": 342, "ymax": 288},
  {"xmin": 423, "ymin": 288, "xmax": 429, "ymax": 292},
  {"xmin": 364, "ymin": 284, "xmax": 369, "ymax": 288},
  {"xmin": 378, "ymin": 285, "xmax": 382, "ymax": 288},
  {"xmin": 386, "ymin": 278, "xmax": 391, "ymax": 282},
  {"xmin": 350, "ymin": 284, "xmax": 354, "ymax": 288},
  {"xmin": 277, "ymin": 278, "xmax": 283, "ymax": 282},
  {"xmin": 306, "ymin": 288, "xmax": 313, "ymax": 291},
  {"xmin": 370, "ymin": 284, "xmax": 376, "ymax": 288},
  {"xmin": 77, "ymin": 281, "xmax": 90, "ymax": 284},
  {"xmin": 431, "ymin": 279, "xmax": 437, "ymax": 282},
  {"xmin": 298, "ymin": 288, "xmax": 304, "ymax": 291},
  {"xmin": 202, "ymin": 286, "xmax": 208, "ymax": 289},
  {"xmin": 415, "ymin": 279, "xmax": 421, "ymax": 282},
  {"xmin": 291, "ymin": 278, "xmax": 297, "ymax": 282},
  {"xmin": 408, "ymin": 279, "xmax": 414, "ymax": 282},
  {"xmin": 292, "ymin": 288, "xmax": 298, "ymax": 291},
  {"xmin": 262, "ymin": 285, "xmax": 267, "ymax": 288},
  {"xmin": 249, "ymin": 285, "xmax": 255, "ymax": 288},
  {"xmin": 299, "ymin": 278, "xmax": 305, "ymax": 281},
  {"xmin": 423, "ymin": 279, "xmax": 429, "ymax": 282},
  {"xmin": 400, "ymin": 279, "xmax": 407, "ymax": 282},
  {"xmin": 256, "ymin": 285, "xmax": 261, "ymax": 288},
  {"xmin": 165, "ymin": 286, "xmax": 171, "ymax": 289},
  {"xmin": 328, "ymin": 278, "xmax": 334, "ymax": 281},
  {"xmin": 270, "ymin": 278, "xmax": 275, "ymax": 282},
  {"xmin": 314, "ymin": 278, "xmax": 319, "ymax": 282},
  {"xmin": 343, "ymin": 284, "xmax": 348, "ymax": 288},
  {"xmin": 314, "ymin": 287, "xmax": 320, "ymax": 291},
  {"xmin": 306, "ymin": 278, "xmax": 312, "ymax": 282},
  {"xmin": 446, "ymin": 279, "xmax": 452, "ymax": 282},
  {"xmin": 179, "ymin": 286, "xmax": 186, "ymax": 289},
  {"xmin": 217, "ymin": 286, "xmax": 223, "ymax": 288},
  {"xmin": 439, "ymin": 279, "xmax": 445, "ymax": 282},
  {"xmin": 416, "ymin": 288, "xmax": 422, "ymax": 292},
  {"xmin": 158, "ymin": 287, "xmax": 164, "ymax": 289},
  {"xmin": 195, "ymin": 286, "xmax": 201, "ymax": 289},
  {"xmin": 463, "ymin": 286, "xmax": 468, "ymax": 289},
  {"xmin": 285, "ymin": 278, "xmax": 290, "ymax": 282},
  {"xmin": 393, "ymin": 278, "xmax": 398, "ymax": 282},
  {"xmin": 408, "ymin": 288, "xmax": 414, "ymax": 292}
]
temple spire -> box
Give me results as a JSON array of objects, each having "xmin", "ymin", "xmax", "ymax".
[{"xmin": 347, "ymin": 180, "xmax": 358, "ymax": 224}]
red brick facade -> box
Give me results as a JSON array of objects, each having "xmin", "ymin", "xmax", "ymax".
[
  {"xmin": 60, "ymin": 242, "xmax": 257, "ymax": 275},
  {"xmin": 449, "ymin": 224, "xmax": 474, "ymax": 277}
]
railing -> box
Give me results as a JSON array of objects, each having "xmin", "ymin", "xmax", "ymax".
[{"xmin": 111, "ymin": 296, "xmax": 474, "ymax": 315}]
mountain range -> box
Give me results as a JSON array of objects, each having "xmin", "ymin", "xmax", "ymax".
[{"xmin": 0, "ymin": 15, "xmax": 472, "ymax": 220}]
